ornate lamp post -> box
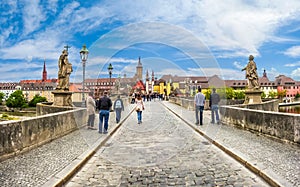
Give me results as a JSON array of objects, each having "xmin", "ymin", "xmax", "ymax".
[
  {"xmin": 80, "ymin": 44, "xmax": 89, "ymax": 107},
  {"xmin": 107, "ymin": 63, "xmax": 113, "ymax": 95}
]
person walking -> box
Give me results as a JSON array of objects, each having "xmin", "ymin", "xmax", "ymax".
[
  {"xmin": 135, "ymin": 94, "xmax": 144, "ymax": 124},
  {"xmin": 97, "ymin": 91, "xmax": 112, "ymax": 134},
  {"xmin": 113, "ymin": 95, "xmax": 124, "ymax": 123},
  {"xmin": 194, "ymin": 87, "xmax": 205, "ymax": 125},
  {"xmin": 86, "ymin": 92, "xmax": 96, "ymax": 130},
  {"xmin": 209, "ymin": 88, "xmax": 220, "ymax": 124}
]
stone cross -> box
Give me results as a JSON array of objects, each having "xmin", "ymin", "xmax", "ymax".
[{"xmin": 64, "ymin": 45, "xmax": 71, "ymax": 52}]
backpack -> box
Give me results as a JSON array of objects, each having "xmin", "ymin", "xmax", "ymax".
[{"xmin": 115, "ymin": 100, "xmax": 122, "ymax": 108}]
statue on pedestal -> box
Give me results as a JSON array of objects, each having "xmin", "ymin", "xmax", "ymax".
[
  {"xmin": 52, "ymin": 48, "xmax": 74, "ymax": 107},
  {"xmin": 56, "ymin": 49, "xmax": 73, "ymax": 91},
  {"xmin": 242, "ymin": 55, "xmax": 260, "ymax": 90}
]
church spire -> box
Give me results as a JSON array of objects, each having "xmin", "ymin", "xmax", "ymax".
[
  {"xmin": 263, "ymin": 69, "xmax": 267, "ymax": 77},
  {"xmin": 152, "ymin": 70, "xmax": 154, "ymax": 81},
  {"xmin": 146, "ymin": 70, "xmax": 149, "ymax": 81},
  {"xmin": 42, "ymin": 59, "xmax": 47, "ymax": 82},
  {"xmin": 136, "ymin": 56, "xmax": 143, "ymax": 80}
]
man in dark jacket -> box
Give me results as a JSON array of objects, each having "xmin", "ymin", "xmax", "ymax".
[
  {"xmin": 98, "ymin": 91, "xmax": 112, "ymax": 133},
  {"xmin": 209, "ymin": 88, "xmax": 220, "ymax": 124}
]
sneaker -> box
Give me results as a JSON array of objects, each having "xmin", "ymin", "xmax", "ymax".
[
  {"xmin": 98, "ymin": 131, "xmax": 102, "ymax": 134},
  {"xmin": 91, "ymin": 127, "xmax": 97, "ymax": 130},
  {"xmin": 103, "ymin": 131, "xmax": 108, "ymax": 134},
  {"xmin": 195, "ymin": 122, "xmax": 199, "ymax": 125}
]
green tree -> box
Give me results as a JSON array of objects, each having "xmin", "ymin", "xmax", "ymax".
[
  {"xmin": 29, "ymin": 95, "xmax": 47, "ymax": 107},
  {"xmin": 261, "ymin": 91, "xmax": 266, "ymax": 99},
  {"xmin": 203, "ymin": 89, "xmax": 212, "ymax": 100},
  {"xmin": 268, "ymin": 91, "xmax": 277, "ymax": 98},
  {"xmin": 218, "ymin": 87, "xmax": 235, "ymax": 99},
  {"xmin": 277, "ymin": 90, "xmax": 287, "ymax": 99},
  {"xmin": 234, "ymin": 90, "xmax": 245, "ymax": 99},
  {"xmin": 0, "ymin": 92, "xmax": 4, "ymax": 105},
  {"xmin": 6, "ymin": 90, "xmax": 27, "ymax": 108}
]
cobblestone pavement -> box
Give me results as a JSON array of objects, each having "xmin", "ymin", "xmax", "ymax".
[
  {"xmin": 66, "ymin": 102, "xmax": 269, "ymax": 186},
  {"xmin": 0, "ymin": 105, "xmax": 132, "ymax": 187},
  {"xmin": 163, "ymin": 101, "xmax": 300, "ymax": 187}
]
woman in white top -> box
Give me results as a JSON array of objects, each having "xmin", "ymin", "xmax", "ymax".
[{"xmin": 135, "ymin": 94, "xmax": 144, "ymax": 124}]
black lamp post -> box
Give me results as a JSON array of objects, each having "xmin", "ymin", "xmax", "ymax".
[
  {"xmin": 107, "ymin": 63, "xmax": 113, "ymax": 95},
  {"xmin": 80, "ymin": 44, "xmax": 89, "ymax": 107}
]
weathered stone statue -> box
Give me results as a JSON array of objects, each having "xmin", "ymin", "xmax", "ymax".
[
  {"xmin": 56, "ymin": 49, "xmax": 73, "ymax": 91},
  {"xmin": 242, "ymin": 55, "xmax": 259, "ymax": 90}
]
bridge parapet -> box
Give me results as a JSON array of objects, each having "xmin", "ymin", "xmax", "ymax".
[
  {"xmin": 220, "ymin": 104, "xmax": 300, "ymax": 144},
  {"xmin": 0, "ymin": 104, "xmax": 86, "ymax": 161}
]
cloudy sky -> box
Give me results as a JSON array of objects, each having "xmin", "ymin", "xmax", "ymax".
[{"xmin": 1, "ymin": 0, "xmax": 300, "ymax": 83}]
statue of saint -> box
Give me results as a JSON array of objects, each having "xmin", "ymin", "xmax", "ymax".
[
  {"xmin": 56, "ymin": 49, "xmax": 73, "ymax": 91},
  {"xmin": 242, "ymin": 55, "xmax": 260, "ymax": 90}
]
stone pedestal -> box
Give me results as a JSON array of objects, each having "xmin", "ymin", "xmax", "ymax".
[
  {"xmin": 244, "ymin": 90, "xmax": 262, "ymax": 104},
  {"xmin": 52, "ymin": 91, "xmax": 74, "ymax": 107}
]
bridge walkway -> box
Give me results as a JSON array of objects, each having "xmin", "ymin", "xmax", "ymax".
[{"xmin": 0, "ymin": 100, "xmax": 298, "ymax": 187}]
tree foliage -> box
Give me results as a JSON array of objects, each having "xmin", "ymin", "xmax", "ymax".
[
  {"xmin": 277, "ymin": 90, "xmax": 287, "ymax": 99},
  {"xmin": 0, "ymin": 92, "xmax": 4, "ymax": 104},
  {"xmin": 29, "ymin": 95, "xmax": 47, "ymax": 107},
  {"xmin": 268, "ymin": 91, "xmax": 277, "ymax": 98},
  {"xmin": 6, "ymin": 90, "xmax": 27, "ymax": 108},
  {"xmin": 234, "ymin": 90, "xmax": 245, "ymax": 99}
]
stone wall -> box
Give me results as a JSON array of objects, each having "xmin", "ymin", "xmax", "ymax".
[
  {"xmin": 0, "ymin": 107, "xmax": 86, "ymax": 161},
  {"xmin": 36, "ymin": 102, "xmax": 74, "ymax": 116},
  {"xmin": 169, "ymin": 97, "xmax": 299, "ymax": 144},
  {"xmin": 233, "ymin": 99, "xmax": 279, "ymax": 112},
  {"xmin": 220, "ymin": 105, "xmax": 300, "ymax": 144}
]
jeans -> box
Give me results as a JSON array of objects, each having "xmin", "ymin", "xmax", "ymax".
[
  {"xmin": 115, "ymin": 108, "xmax": 122, "ymax": 123},
  {"xmin": 195, "ymin": 105, "xmax": 204, "ymax": 125},
  {"xmin": 87, "ymin": 114, "xmax": 95, "ymax": 127},
  {"xmin": 99, "ymin": 110, "xmax": 110, "ymax": 132},
  {"xmin": 137, "ymin": 111, "xmax": 142, "ymax": 123},
  {"xmin": 211, "ymin": 105, "xmax": 219, "ymax": 123}
]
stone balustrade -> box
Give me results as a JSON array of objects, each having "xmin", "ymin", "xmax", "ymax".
[
  {"xmin": 169, "ymin": 97, "xmax": 300, "ymax": 144},
  {"xmin": 0, "ymin": 104, "xmax": 86, "ymax": 161}
]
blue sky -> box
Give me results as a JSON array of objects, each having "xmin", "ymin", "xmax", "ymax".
[{"xmin": 1, "ymin": 0, "xmax": 300, "ymax": 83}]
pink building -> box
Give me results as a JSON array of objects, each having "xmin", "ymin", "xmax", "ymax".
[{"xmin": 275, "ymin": 75, "xmax": 300, "ymax": 98}]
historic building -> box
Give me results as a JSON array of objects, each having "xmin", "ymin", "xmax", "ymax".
[
  {"xmin": 0, "ymin": 82, "xmax": 20, "ymax": 100},
  {"xmin": 275, "ymin": 74, "xmax": 300, "ymax": 99},
  {"xmin": 20, "ymin": 60, "xmax": 57, "ymax": 102}
]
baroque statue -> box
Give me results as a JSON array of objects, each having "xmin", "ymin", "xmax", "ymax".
[
  {"xmin": 242, "ymin": 55, "xmax": 260, "ymax": 90},
  {"xmin": 56, "ymin": 49, "xmax": 73, "ymax": 91}
]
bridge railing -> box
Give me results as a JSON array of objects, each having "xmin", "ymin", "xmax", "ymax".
[{"xmin": 0, "ymin": 104, "xmax": 86, "ymax": 161}]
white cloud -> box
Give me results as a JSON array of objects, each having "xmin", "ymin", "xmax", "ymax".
[
  {"xmin": 22, "ymin": 0, "xmax": 46, "ymax": 35},
  {"xmin": 97, "ymin": 0, "xmax": 300, "ymax": 57},
  {"xmin": 233, "ymin": 61, "xmax": 244, "ymax": 70},
  {"xmin": 291, "ymin": 68, "xmax": 300, "ymax": 79},
  {"xmin": 284, "ymin": 61, "xmax": 300, "ymax": 67},
  {"xmin": 284, "ymin": 46, "xmax": 300, "ymax": 57}
]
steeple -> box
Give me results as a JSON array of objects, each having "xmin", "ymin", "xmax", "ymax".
[
  {"xmin": 136, "ymin": 56, "xmax": 143, "ymax": 80},
  {"xmin": 152, "ymin": 70, "xmax": 154, "ymax": 81},
  {"xmin": 42, "ymin": 59, "xmax": 47, "ymax": 82},
  {"xmin": 146, "ymin": 70, "xmax": 149, "ymax": 81},
  {"xmin": 263, "ymin": 69, "xmax": 267, "ymax": 77}
]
